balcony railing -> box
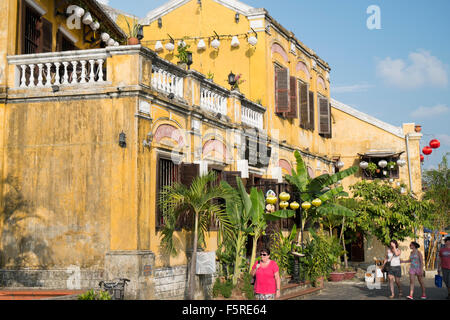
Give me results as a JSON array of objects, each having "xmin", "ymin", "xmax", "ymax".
[
  {"xmin": 241, "ymin": 100, "xmax": 264, "ymax": 130},
  {"xmin": 7, "ymin": 49, "xmax": 108, "ymax": 88},
  {"xmin": 200, "ymin": 86, "xmax": 228, "ymax": 116},
  {"xmin": 151, "ymin": 62, "xmax": 184, "ymax": 99}
]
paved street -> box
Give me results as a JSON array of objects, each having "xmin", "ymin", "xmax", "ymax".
[{"xmin": 301, "ymin": 278, "xmax": 449, "ymax": 300}]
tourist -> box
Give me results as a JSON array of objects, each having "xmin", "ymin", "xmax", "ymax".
[
  {"xmin": 438, "ymin": 236, "xmax": 450, "ymax": 300},
  {"xmin": 250, "ymin": 248, "xmax": 281, "ymax": 300},
  {"xmin": 382, "ymin": 240, "xmax": 403, "ymax": 299},
  {"xmin": 401, "ymin": 241, "xmax": 426, "ymax": 299}
]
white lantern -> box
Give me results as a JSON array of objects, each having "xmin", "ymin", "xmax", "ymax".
[
  {"xmin": 82, "ymin": 12, "xmax": 93, "ymax": 25},
  {"xmin": 197, "ymin": 39, "xmax": 206, "ymax": 50},
  {"xmin": 336, "ymin": 160, "xmax": 345, "ymax": 169},
  {"xmin": 248, "ymin": 35, "xmax": 258, "ymax": 46},
  {"xmin": 378, "ymin": 160, "xmax": 387, "ymax": 168},
  {"xmin": 177, "ymin": 40, "xmax": 186, "ymax": 48},
  {"xmin": 155, "ymin": 41, "xmax": 163, "ymax": 52},
  {"xmin": 90, "ymin": 21, "xmax": 100, "ymax": 31},
  {"xmin": 400, "ymin": 187, "xmax": 406, "ymax": 194},
  {"xmin": 211, "ymin": 38, "xmax": 220, "ymax": 49},
  {"xmin": 107, "ymin": 38, "xmax": 115, "ymax": 47},
  {"xmin": 68, "ymin": 5, "xmax": 85, "ymax": 18},
  {"xmin": 231, "ymin": 36, "xmax": 240, "ymax": 48},
  {"xmin": 101, "ymin": 33, "xmax": 110, "ymax": 42},
  {"xmin": 389, "ymin": 178, "xmax": 394, "ymax": 183},
  {"xmin": 113, "ymin": 41, "xmax": 119, "ymax": 47},
  {"xmin": 165, "ymin": 42, "xmax": 175, "ymax": 51},
  {"xmin": 359, "ymin": 161, "xmax": 369, "ymax": 169},
  {"xmin": 397, "ymin": 159, "xmax": 406, "ymax": 167}
]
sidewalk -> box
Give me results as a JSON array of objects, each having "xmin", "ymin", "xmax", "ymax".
[{"xmin": 300, "ymin": 278, "xmax": 448, "ymax": 300}]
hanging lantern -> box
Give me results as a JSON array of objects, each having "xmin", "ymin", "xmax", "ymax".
[
  {"xmin": 165, "ymin": 41, "xmax": 175, "ymax": 51},
  {"xmin": 113, "ymin": 41, "xmax": 119, "ymax": 47},
  {"xmin": 279, "ymin": 192, "xmax": 291, "ymax": 202},
  {"xmin": 378, "ymin": 160, "xmax": 388, "ymax": 168},
  {"xmin": 301, "ymin": 202, "xmax": 312, "ymax": 210},
  {"xmin": 248, "ymin": 35, "xmax": 258, "ymax": 46},
  {"xmin": 82, "ymin": 12, "xmax": 93, "ymax": 25},
  {"xmin": 211, "ymin": 38, "xmax": 220, "ymax": 49},
  {"xmin": 90, "ymin": 21, "xmax": 100, "ymax": 31},
  {"xmin": 107, "ymin": 38, "xmax": 115, "ymax": 47},
  {"xmin": 422, "ymin": 146, "xmax": 432, "ymax": 155},
  {"xmin": 336, "ymin": 160, "xmax": 345, "ymax": 169},
  {"xmin": 359, "ymin": 161, "xmax": 369, "ymax": 169},
  {"xmin": 101, "ymin": 33, "xmax": 110, "ymax": 42},
  {"xmin": 420, "ymin": 154, "xmax": 424, "ymax": 162},
  {"xmin": 68, "ymin": 5, "xmax": 85, "ymax": 18},
  {"xmin": 289, "ymin": 201, "xmax": 300, "ymax": 210},
  {"xmin": 155, "ymin": 41, "xmax": 163, "ymax": 52},
  {"xmin": 430, "ymin": 139, "xmax": 440, "ymax": 149},
  {"xmin": 279, "ymin": 201, "xmax": 289, "ymax": 210},
  {"xmin": 397, "ymin": 159, "xmax": 406, "ymax": 167},
  {"xmin": 266, "ymin": 195, "xmax": 277, "ymax": 205},
  {"xmin": 231, "ymin": 36, "xmax": 240, "ymax": 48},
  {"xmin": 178, "ymin": 40, "xmax": 186, "ymax": 48},
  {"xmin": 197, "ymin": 39, "xmax": 206, "ymax": 50},
  {"xmin": 312, "ymin": 198, "xmax": 322, "ymax": 207}
]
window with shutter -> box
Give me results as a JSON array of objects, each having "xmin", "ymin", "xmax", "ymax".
[
  {"xmin": 222, "ymin": 171, "xmax": 241, "ymax": 190},
  {"xmin": 274, "ymin": 65, "xmax": 290, "ymax": 114},
  {"xmin": 57, "ymin": 30, "xmax": 78, "ymax": 52},
  {"xmin": 308, "ymin": 91, "xmax": 315, "ymax": 130},
  {"xmin": 156, "ymin": 157, "xmax": 180, "ymax": 229},
  {"xmin": 318, "ymin": 96, "xmax": 331, "ymax": 136},
  {"xmin": 286, "ymin": 76, "xmax": 298, "ymax": 118},
  {"xmin": 39, "ymin": 18, "xmax": 52, "ymax": 53},
  {"xmin": 22, "ymin": 2, "xmax": 41, "ymax": 54},
  {"xmin": 299, "ymin": 82, "xmax": 309, "ymax": 128}
]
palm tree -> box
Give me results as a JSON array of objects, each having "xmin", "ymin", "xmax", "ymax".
[{"xmin": 159, "ymin": 171, "xmax": 233, "ymax": 300}]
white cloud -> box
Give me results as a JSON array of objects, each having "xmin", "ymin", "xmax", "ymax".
[
  {"xmin": 376, "ymin": 50, "xmax": 448, "ymax": 89},
  {"xmin": 410, "ymin": 104, "xmax": 449, "ymax": 118},
  {"xmin": 96, "ymin": 0, "xmax": 110, "ymax": 5},
  {"xmin": 332, "ymin": 83, "xmax": 374, "ymax": 93}
]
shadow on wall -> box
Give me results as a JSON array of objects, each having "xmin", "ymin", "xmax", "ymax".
[{"xmin": 0, "ymin": 175, "xmax": 54, "ymax": 272}]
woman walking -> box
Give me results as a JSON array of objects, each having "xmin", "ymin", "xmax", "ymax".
[
  {"xmin": 250, "ymin": 248, "xmax": 281, "ymax": 300},
  {"xmin": 383, "ymin": 240, "xmax": 403, "ymax": 299},
  {"xmin": 401, "ymin": 241, "xmax": 426, "ymax": 300}
]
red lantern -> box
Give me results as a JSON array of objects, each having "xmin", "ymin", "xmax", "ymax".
[
  {"xmin": 430, "ymin": 139, "xmax": 440, "ymax": 149},
  {"xmin": 422, "ymin": 146, "xmax": 432, "ymax": 155},
  {"xmin": 420, "ymin": 154, "xmax": 424, "ymax": 162}
]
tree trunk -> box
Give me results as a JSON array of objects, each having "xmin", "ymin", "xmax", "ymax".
[
  {"xmin": 340, "ymin": 217, "xmax": 348, "ymax": 269},
  {"xmin": 188, "ymin": 210, "xmax": 199, "ymax": 300},
  {"xmin": 249, "ymin": 233, "xmax": 260, "ymax": 273},
  {"xmin": 233, "ymin": 232, "xmax": 245, "ymax": 285}
]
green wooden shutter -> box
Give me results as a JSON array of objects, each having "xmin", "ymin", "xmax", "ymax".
[
  {"xmin": 318, "ymin": 97, "xmax": 331, "ymax": 135},
  {"xmin": 275, "ymin": 66, "xmax": 290, "ymax": 113},
  {"xmin": 286, "ymin": 76, "xmax": 298, "ymax": 118},
  {"xmin": 308, "ymin": 91, "xmax": 315, "ymax": 130},
  {"xmin": 299, "ymin": 82, "xmax": 309, "ymax": 128}
]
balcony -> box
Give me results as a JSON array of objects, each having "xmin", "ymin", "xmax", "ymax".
[{"xmin": 6, "ymin": 45, "xmax": 265, "ymax": 130}]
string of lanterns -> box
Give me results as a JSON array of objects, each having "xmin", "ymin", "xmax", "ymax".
[
  {"xmin": 265, "ymin": 191, "xmax": 322, "ymax": 213},
  {"xmin": 142, "ymin": 30, "xmax": 258, "ymax": 53},
  {"xmin": 421, "ymin": 138, "xmax": 441, "ymax": 163},
  {"xmin": 66, "ymin": 5, "xmax": 120, "ymax": 47}
]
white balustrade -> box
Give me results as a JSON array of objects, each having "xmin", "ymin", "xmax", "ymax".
[
  {"xmin": 8, "ymin": 49, "xmax": 108, "ymax": 89},
  {"xmin": 151, "ymin": 65, "xmax": 184, "ymax": 99},
  {"xmin": 200, "ymin": 87, "xmax": 228, "ymax": 116},
  {"xmin": 241, "ymin": 105, "xmax": 264, "ymax": 130}
]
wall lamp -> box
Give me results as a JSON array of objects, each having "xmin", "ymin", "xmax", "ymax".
[
  {"xmin": 119, "ymin": 132, "xmax": 127, "ymax": 148},
  {"xmin": 186, "ymin": 51, "xmax": 193, "ymax": 69},
  {"xmin": 143, "ymin": 132, "xmax": 153, "ymax": 148},
  {"xmin": 137, "ymin": 25, "xmax": 144, "ymax": 41},
  {"xmin": 228, "ymin": 71, "xmax": 236, "ymax": 87},
  {"xmin": 168, "ymin": 92, "xmax": 175, "ymax": 99},
  {"xmin": 158, "ymin": 17, "xmax": 162, "ymax": 28},
  {"xmin": 235, "ymin": 13, "xmax": 240, "ymax": 23}
]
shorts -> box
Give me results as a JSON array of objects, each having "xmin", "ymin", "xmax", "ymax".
[
  {"xmin": 388, "ymin": 266, "xmax": 402, "ymax": 278},
  {"xmin": 409, "ymin": 268, "xmax": 423, "ymax": 276},
  {"xmin": 443, "ymin": 268, "xmax": 450, "ymax": 288}
]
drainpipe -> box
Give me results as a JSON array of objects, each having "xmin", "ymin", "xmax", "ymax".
[{"xmin": 405, "ymin": 132, "xmax": 417, "ymax": 241}]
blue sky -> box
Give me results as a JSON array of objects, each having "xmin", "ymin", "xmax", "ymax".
[{"xmin": 100, "ymin": 0, "xmax": 450, "ymax": 170}]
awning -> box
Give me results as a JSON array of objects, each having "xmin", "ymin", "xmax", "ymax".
[{"xmin": 357, "ymin": 151, "xmax": 405, "ymax": 158}]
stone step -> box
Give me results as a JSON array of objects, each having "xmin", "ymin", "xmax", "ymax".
[{"xmin": 278, "ymin": 286, "xmax": 322, "ymax": 300}]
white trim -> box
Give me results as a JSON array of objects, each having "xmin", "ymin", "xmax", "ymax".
[
  {"xmin": 330, "ymin": 98, "xmax": 404, "ymax": 138},
  {"xmin": 58, "ymin": 26, "xmax": 79, "ymax": 45},
  {"xmin": 25, "ymin": 0, "xmax": 47, "ymax": 16}
]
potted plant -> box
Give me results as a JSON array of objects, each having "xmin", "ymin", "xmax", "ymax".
[
  {"xmin": 231, "ymin": 73, "xmax": 245, "ymax": 92},
  {"xmin": 206, "ymin": 71, "xmax": 214, "ymax": 82},
  {"xmin": 387, "ymin": 161, "xmax": 397, "ymax": 170},
  {"xmin": 414, "ymin": 125, "xmax": 422, "ymax": 133},
  {"xmin": 328, "ymin": 236, "xmax": 346, "ymax": 282},
  {"xmin": 175, "ymin": 41, "xmax": 191, "ymax": 70},
  {"xmin": 366, "ymin": 162, "xmax": 377, "ymax": 177},
  {"xmin": 125, "ymin": 18, "xmax": 142, "ymax": 45},
  {"xmin": 343, "ymin": 267, "xmax": 356, "ymax": 280}
]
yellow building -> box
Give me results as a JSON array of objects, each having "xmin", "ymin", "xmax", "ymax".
[{"xmin": 0, "ymin": 0, "xmax": 424, "ymax": 299}]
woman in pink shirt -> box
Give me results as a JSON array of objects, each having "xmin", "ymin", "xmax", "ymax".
[{"xmin": 251, "ymin": 248, "xmax": 281, "ymax": 300}]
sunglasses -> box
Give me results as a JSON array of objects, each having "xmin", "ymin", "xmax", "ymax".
[{"xmin": 260, "ymin": 253, "xmax": 269, "ymax": 256}]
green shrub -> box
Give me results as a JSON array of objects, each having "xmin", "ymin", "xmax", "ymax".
[
  {"xmin": 269, "ymin": 226, "xmax": 297, "ymax": 276},
  {"xmin": 241, "ymin": 273, "xmax": 255, "ymax": 300},
  {"xmin": 78, "ymin": 289, "xmax": 112, "ymax": 300},
  {"xmin": 212, "ymin": 278, "xmax": 234, "ymax": 299}
]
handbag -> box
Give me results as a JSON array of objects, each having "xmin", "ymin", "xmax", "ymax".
[
  {"xmin": 251, "ymin": 261, "xmax": 260, "ymax": 285},
  {"xmin": 435, "ymin": 274, "xmax": 443, "ymax": 288},
  {"xmin": 382, "ymin": 251, "xmax": 396, "ymax": 273}
]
